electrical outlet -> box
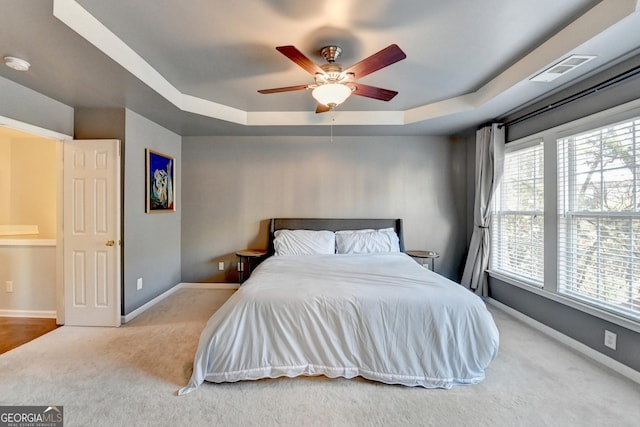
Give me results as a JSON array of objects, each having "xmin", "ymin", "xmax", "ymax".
[
  {"xmin": 604, "ymin": 330, "xmax": 617, "ymax": 350},
  {"xmin": 6, "ymin": 281, "xmax": 13, "ymax": 293},
  {"xmin": 136, "ymin": 278, "xmax": 143, "ymax": 291},
  {"xmin": 218, "ymin": 261, "xmax": 225, "ymax": 271}
]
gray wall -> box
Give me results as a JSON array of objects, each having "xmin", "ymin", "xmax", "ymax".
[
  {"xmin": 74, "ymin": 109, "xmax": 126, "ymax": 142},
  {"xmin": 74, "ymin": 108, "xmax": 182, "ymax": 316},
  {"xmin": 123, "ymin": 110, "xmax": 181, "ymax": 315},
  {"xmin": 0, "ymin": 76, "xmax": 73, "ymax": 136},
  {"xmin": 181, "ymin": 135, "xmax": 470, "ymax": 283}
]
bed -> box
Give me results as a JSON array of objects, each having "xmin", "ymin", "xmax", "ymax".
[{"xmin": 179, "ymin": 218, "xmax": 499, "ymax": 395}]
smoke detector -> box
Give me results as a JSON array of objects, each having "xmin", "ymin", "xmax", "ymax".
[
  {"xmin": 4, "ymin": 56, "xmax": 31, "ymax": 71},
  {"xmin": 530, "ymin": 55, "xmax": 596, "ymax": 82}
]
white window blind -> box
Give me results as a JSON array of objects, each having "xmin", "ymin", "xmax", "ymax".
[
  {"xmin": 491, "ymin": 142, "xmax": 544, "ymax": 285},
  {"xmin": 558, "ymin": 117, "xmax": 640, "ymax": 320}
]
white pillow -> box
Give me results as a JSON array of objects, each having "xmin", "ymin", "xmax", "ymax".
[
  {"xmin": 335, "ymin": 228, "xmax": 400, "ymax": 254},
  {"xmin": 273, "ymin": 229, "xmax": 336, "ymax": 256}
]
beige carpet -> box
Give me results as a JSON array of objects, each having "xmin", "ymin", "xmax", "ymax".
[{"xmin": 1, "ymin": 288, "xmax": 639, "ymax": 427}]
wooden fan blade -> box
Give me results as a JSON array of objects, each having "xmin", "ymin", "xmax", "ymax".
[
  {"xmin": 276, "ymin": 45, "xmax": 325, "ymax": 76},
  {"xmin": 258, "ymin": 84, "xmax": 309, "ymax": 94},
  {"xmin": 344, "ymin": 44, "xmax": 406, "ymax": 79},
  {"xmin": 351, "ymin": 83, "xmax": 398, "ymax": 101},
  {"xmin": 316, "ymin": 103, "xmax": 331, "ymax": 114}
]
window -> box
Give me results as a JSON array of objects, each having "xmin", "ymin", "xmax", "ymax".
[
  {"xmin": 491, "ymin": 141, "xmax": 544, "ymax": 285},
  {"xmin": 558, "ymin": 117, "xmax": 640, "ymax": 320}
]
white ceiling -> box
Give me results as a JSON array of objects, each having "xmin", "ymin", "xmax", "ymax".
[{"xmin": 1, "ymin": 0, "xmax": 640, "ymax": 136}]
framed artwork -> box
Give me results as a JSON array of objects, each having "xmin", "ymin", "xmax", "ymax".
[{"xmin": 146, "ymin": 149, "xmax": 176, "ymax": 213}]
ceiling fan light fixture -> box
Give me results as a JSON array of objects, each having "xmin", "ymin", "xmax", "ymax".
[
  {"xmin": 260, "ymin": 44, "xmax": 406, "ymax": 113},
  {"xmin": 312, "ymin": 83, "xmax": 352, "ymax": 107}
]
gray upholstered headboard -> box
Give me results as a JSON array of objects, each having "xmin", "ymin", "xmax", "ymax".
[{"xmin": 268, "ymin": 218, "xmax": 404, "ymax": 254}]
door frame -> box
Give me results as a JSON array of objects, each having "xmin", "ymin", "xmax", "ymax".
[{"xmin": 56, "ymin": 137, "xmax": 66, "ymax": 324}]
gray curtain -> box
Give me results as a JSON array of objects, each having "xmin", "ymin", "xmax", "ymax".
[{"xmin": 461, "ymin": 123, "xmax": 505, "ymax": 296}]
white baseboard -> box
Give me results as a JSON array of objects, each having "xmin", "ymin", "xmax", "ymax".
[
  {"xmin": 180, "ymin": 282, "xmax": 240, "ymax": 290},
  {"xmin": 121, "ymin": 282, "xmax": 239, "ymax": 323},
  {"xmin": 0, "ymin": 309, "xmax": 56, "ymax": 318},
  {"xmin": 487, "ymin": 298, "xmax": 640, "ymax": 386}
]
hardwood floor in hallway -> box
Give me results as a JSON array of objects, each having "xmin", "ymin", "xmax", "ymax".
[{"xmin": 0, "ymin": 317, "xmax": 59, "ymax": 354}]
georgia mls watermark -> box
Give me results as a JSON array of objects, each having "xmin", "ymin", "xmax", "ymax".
[{"xmin": 0, "ymin": 406, "xmax": 63, "ymax": 427}]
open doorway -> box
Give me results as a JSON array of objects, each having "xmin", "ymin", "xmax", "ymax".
[{"xmin": 0, "ymin": 125, "xmax": 60, "ymax": 348}]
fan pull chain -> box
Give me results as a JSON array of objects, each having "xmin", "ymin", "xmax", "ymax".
[{"xmin": 330, "ymin": 110, "xmax": 335, "ymax": 142}]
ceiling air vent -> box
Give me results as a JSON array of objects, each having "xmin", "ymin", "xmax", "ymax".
[{"xmin": 530, "ymin": 55, "xmax": 596, "ymax": 82}]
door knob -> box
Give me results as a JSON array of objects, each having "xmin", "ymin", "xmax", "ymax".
[{"xmin": 106, "ymin": 240, "xmax": 115, "ymax": 246}]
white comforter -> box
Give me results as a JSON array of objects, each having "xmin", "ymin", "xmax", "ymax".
[{"xmin": 179, "ymin": 253, "xmax": 499, "ymax": 394}]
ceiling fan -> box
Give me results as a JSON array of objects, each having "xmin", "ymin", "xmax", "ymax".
[{"xmin": 258, "ymin": 44, "xmax": 406, "ymax": 113}]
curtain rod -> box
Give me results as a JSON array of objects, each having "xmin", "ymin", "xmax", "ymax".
[{"xmin": 500, "ymin": 63, "xmax": 640, "ymax": 129}]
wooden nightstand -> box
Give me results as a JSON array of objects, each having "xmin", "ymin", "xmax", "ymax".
[
  {"xmin": 406, "ymin": 250, "xmax": 440, "ymax": 271},
  {"xmin": 236, "ymin": 249, "xmax": 267, "ymax": 283}
]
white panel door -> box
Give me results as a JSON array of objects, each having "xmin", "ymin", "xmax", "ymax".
[{"xmin": 64, "ymin": 140, "xmax": 121, "ymax": 326}]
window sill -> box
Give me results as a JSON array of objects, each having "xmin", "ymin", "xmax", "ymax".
[{"xmin": 488, "ymin": 270, "xmax": 640, "ymax": 334}]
